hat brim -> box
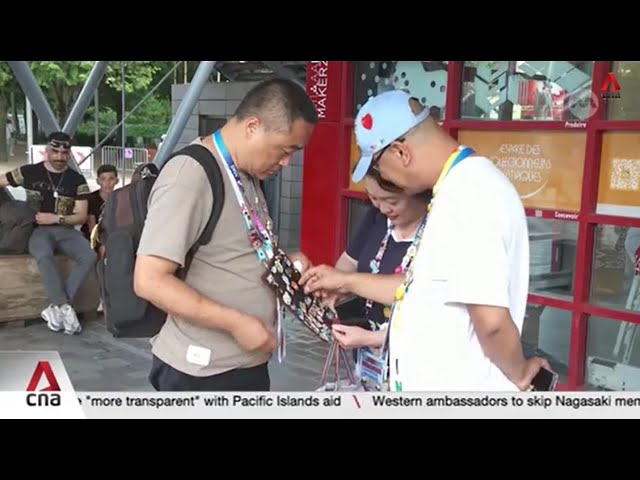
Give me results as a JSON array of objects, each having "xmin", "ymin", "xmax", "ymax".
[{"xmin": 351, "ymin": 154, "xmax": 373, "ymax": 183}]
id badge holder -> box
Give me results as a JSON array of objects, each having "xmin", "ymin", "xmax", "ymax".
[
  {"xmin": 356, "ymin": 347, "xmax": 387, "ymax": 391},
  {"xmin": 276, "ymin": 299, "xmax": 286, "ymax": 363}
]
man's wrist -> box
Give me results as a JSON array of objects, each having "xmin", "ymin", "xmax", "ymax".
[
  {"xmin": 511, "ymin": 359, "xmax": 530, "ymax": 389},
  {"xmin": 342, "ymin": 271, "xmax": 356, "ymax": 292}
]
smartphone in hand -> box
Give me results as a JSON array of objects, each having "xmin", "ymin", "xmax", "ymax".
[{"xmin": 530, "ymin": 367, "xmax": 558, "ymax": 391}]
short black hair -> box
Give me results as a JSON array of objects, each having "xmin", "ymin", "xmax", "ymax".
[
  {"xmin": 97, "ymin": 164, "xmax": 118, "ymax": 177},
  {"xmin": 233, "ymin": 77, "xmax": 318, "ymax": 132},
  {"xmin": 47, "ymin": 131, "xmax": 72, "ymax": 144},
  {"xmin": 366, "ymin": 168, "xmax": 433, "ymax": 203}
]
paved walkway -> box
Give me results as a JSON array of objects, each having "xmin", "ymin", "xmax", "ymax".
[{"xmin": 0, "ymin": 313, "xmax": 349, "ymax": 392}]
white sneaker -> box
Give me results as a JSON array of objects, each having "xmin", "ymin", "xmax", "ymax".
[
  {"xmin": 59, "ymin": 304, "xmax": 82, "ymax": 335},
  {"xmin": 41, "ymin": 305, "xmax": 64, "ymax": 332}
]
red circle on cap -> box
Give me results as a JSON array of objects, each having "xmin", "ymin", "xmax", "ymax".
[{"xmin": 361, "ymin": 113, "xmax": 373, "ymax": 130}]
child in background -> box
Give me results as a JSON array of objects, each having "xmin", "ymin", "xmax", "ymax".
[
  {"xmin": 81, "ymin": 164, "xmax": 118, "ymax": 243},
  {"xmin": 82, "ymin": 164, "xmax": 119, "ymax": 313}
]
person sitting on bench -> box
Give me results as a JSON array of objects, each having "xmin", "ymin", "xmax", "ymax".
[{"xmin": 0, "ymin": 131, "xmax": 96, "ymax": 334}]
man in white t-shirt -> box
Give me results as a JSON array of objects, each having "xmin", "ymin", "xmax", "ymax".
[{"xmin": 301, "ymin": 90, "xmax": 551, "ymax": 391}]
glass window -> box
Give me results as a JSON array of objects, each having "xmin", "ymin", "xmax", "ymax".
[
  {"xmin": 605, "ymin": 61, "xmax": 640, "ymax": 120},
  {"xmin": 585, "ymin": 315, "xmax": 640, "ymax": 390},
  {"xmin": 590, "ymin": 224, "xmax": 640, "ymax": 312},
  {"xmin": 460, "ymin": 61, "xmax": 594, "ymax": 121},
  {"xmin": 596, "ymin": 131, "xmax": 640, "ymax": 219},
  {"xmin": 457, "ymin": 130, "xmax": 586, "ymax": 212},
  {"xmin": 528, "ymin": 217, "xmax": 578, "ymax": 299},
  {"xmin": 353, "ymin": 61, "xmax": 448, "ymax": 120},
  {"xmin": 523, "ymin": 303, "xmax": 571, "ymax": 383},
  {"xmin": 346, "ymin": 197, "xmax": 372, "ymax": 247}
]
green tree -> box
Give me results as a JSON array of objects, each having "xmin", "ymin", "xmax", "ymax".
[
  {"xmin": 76, "ymin": 96, "xmax": 170, "ymax": 144},
  {"xmin": 0, "ymin": 62, "xmax": 17, "ymax": 162},
  {"xmin": 29, "ymin": 61, "xmax": 95, "ymax": 125},
  {"xmin": 97, "ymin": 61, "xmax": 174, "ymax": 145},
  {"xmin": 29, "ymin": 61, "xmax": 163, "ymax": 127}
]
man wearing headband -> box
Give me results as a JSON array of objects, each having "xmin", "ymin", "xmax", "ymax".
[
  {"xmin": 0, "ymin": 131, "xmax": 96, "ymax": 335},
  {"xmin": 301, "ymin": 90, "xmax": 552, "ymax": 392}
]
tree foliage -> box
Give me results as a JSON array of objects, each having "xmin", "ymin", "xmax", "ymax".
[
  {"xmin": 0, "ymin": 62, "xmax": 17, "ymax": 162},
  {"xmin": 76, "ymin": 96, "xmax": 170, "ymax": 142},
  {"xmin": 29, "ymin": 61, "xmax": 163, "ymax": 124},
  {"xmin": 0, "ymin": 62, "xmax": 13, "ymax": 90},
  {"xmin": 0, "ymin": 61, "xmax": 174, "ymax": 151}
]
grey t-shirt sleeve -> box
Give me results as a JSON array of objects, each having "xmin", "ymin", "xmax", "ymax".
[{"xmin": 137, "ymin": 155, "xmax": 214, "ymax": 267}]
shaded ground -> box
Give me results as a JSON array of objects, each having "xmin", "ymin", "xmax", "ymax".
[{"xmin": 0, "ymin": 313, "xmax": 348, "ymax": 391}]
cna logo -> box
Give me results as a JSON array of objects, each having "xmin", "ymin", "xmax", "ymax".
[
  {"xmin": 26, "ymin": 361, "xmax": 61, "ymax": 391},
  {"xmin": 601, "ymin": 72, "xmax": 621, "ymax": 99},
  {"xmin": 25, "ymin": 361, "xmax": 61, "ymax": 407}
]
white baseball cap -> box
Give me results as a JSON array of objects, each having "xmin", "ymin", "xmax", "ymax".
[{"xmin": 352, "ymin": 89, "xmax": 429, "ymax": 183}]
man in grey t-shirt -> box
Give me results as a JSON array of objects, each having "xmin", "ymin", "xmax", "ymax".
[{"xmin": 134, "ymin": 78, "xmax": 317, "ymax": 391}]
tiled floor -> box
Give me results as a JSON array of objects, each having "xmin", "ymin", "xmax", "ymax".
[{"xmin": 0, "ymin": 313, "xmax": 351, "ymax": 392}]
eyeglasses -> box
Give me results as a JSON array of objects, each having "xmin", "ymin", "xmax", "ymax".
[{"xmin": 368, "ymin": 137, "xmax": 405, "ymax": 174}]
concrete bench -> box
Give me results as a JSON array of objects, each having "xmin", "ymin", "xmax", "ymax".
[{"xmin": 0, "ymin": 254, "xmax": 100, "ymax": 325}]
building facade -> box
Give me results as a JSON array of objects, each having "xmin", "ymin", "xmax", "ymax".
[{"xmin": 300, "ymin": 60, "xmax": 640, "ymax": 391}]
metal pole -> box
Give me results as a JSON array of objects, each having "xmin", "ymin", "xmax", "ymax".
[
  {"xmin": 154, "ymin": 61, "xmax": 217, "ymax": 168},
  {"xmin": 62, "ymin": 61, "xmax": 108, "ymax": 136},
  {"xmin": 121, "ymin": 62, "xmax": 126, "ymax": 186},
  {"xmin": 7, "ymin": 61, "xmax": 60, "ymax": 135},
  {"xmin": 26, "ymin": 98, "xmax": 33, "ymax": 159},
  {"xmin": 94, "ymin": 92, "xmax": 99, "ymax": 150}
]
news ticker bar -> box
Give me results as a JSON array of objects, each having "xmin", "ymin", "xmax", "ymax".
[{"xmin": 2, "ymin": 391, "xmax": 640, "ymax": 419}]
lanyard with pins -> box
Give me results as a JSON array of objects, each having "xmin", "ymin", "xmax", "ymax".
[{"xmin": 211, "ymin": 130, "xmax": 276, "ymax": 264}]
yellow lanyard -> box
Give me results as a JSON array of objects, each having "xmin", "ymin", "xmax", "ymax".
[
  {"xmin": 394, "ymin": 145, "xmax": 475, "ymax": 302},
  {"xmin": 427, "ymin": 145, "xmax": 475, "ymax": 213}
]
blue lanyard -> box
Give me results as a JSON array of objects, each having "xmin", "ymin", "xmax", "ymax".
[
  {"xmin": 211, "ymin": 130, "xmax": 274, "ymax": 263},
  {"xmin": 213, "ymin": 130, "xmax": 243, "ymax": 190}
]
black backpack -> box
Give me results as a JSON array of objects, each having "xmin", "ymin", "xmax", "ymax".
[
  {"xmin": 0, "ymin": 200, "xmax": 36, "ymax": 254},
  {"xmin": 96, "ymin": 144, "xmax": 225, "ymax": 338}
]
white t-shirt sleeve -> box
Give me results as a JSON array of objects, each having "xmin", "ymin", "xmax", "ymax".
[{"xmin": 444, "ymin": 193, "xmax": 511, "ymax": 309}]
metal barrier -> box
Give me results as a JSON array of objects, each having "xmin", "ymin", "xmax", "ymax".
[{"xmin": 100, "ymin": 146, "xmax": 149, "ymax": 184}]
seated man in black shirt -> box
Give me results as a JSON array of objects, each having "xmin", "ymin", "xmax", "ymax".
[{"xmin": 0, "ymin": 131, "xmax": 96, "ymax": 334}]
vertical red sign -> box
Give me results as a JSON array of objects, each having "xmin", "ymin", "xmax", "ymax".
[
  {"xmin": 302, "ymin": 62, "xmax": 347, "ymax": 265},
  {"xmin": 306, "ymin": 61, "xmax": 343, "ymax": 123}
]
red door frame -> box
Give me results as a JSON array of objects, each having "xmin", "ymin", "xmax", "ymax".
[{"xmin": 300, "ymin": 60, "xmax": 640, "ymax": 391}]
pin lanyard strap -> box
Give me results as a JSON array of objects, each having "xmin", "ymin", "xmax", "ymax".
[
  {"xmin": 393, "ymin": 146, "xmax": 473, "ymax": 304},
  {"xmin": 364, "ymin": 214, "xmax": 427, "ymax": 320},
  {"xmin": 211, "ymin": 130, "xmax": 275, "ymax": 262},
  {"xmin": 364, "ymin": 225, "xmax": 393, "ymax": 319},
  {"xmin": 427, "ymin": 145, "xmax": 475, "ymax": 213}
]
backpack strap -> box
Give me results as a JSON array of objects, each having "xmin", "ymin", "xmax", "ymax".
[{"xmin": 172, "ymin": 144, "xmax": 226, "ymax": 279}]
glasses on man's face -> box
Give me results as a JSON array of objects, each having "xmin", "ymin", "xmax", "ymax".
[{"xmin": 368, "ymin": 137, "xmax": 405, "ymax": 174}]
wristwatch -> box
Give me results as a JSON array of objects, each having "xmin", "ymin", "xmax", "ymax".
[{"xmin": 58, "ymin": 215, "xmax": 65, "ymax": 225}]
